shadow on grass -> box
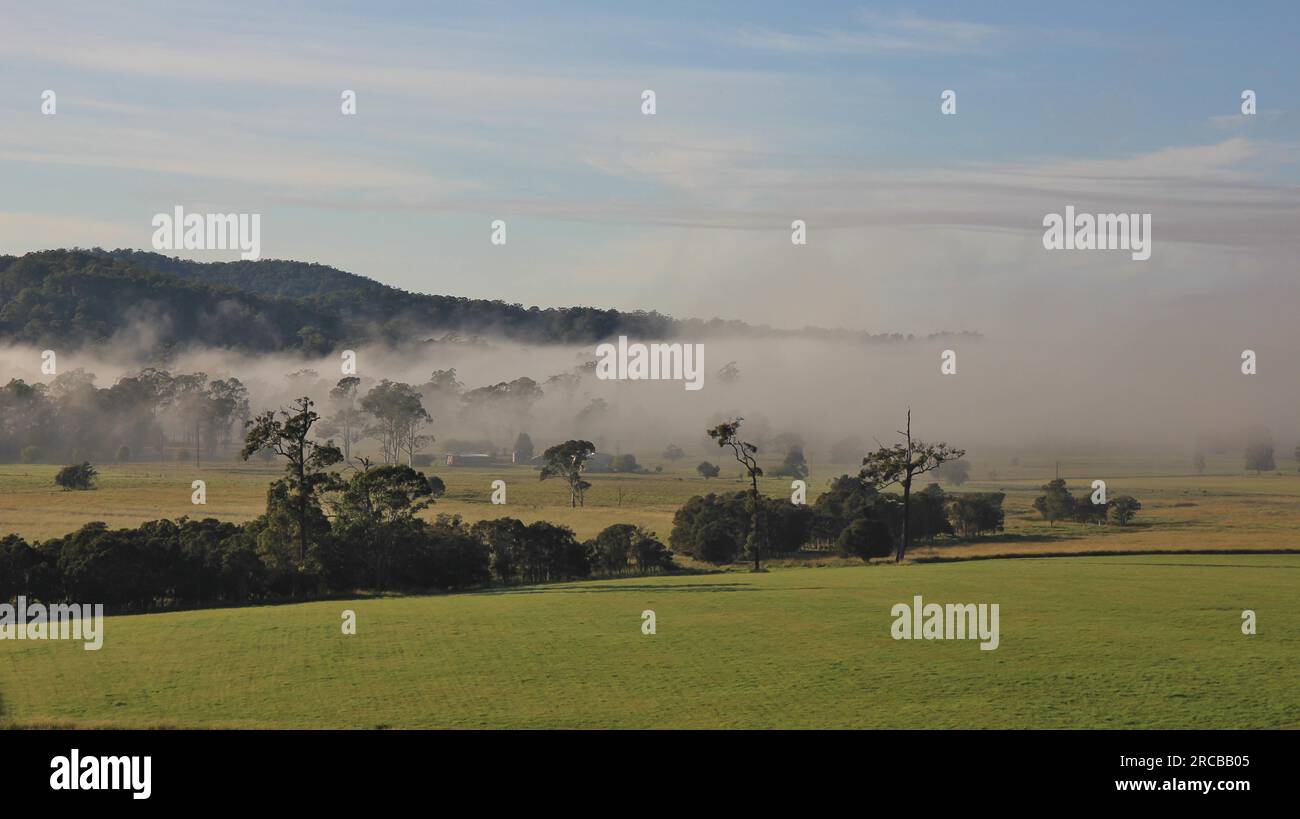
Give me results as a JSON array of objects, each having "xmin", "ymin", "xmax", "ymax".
[
  {"xmin": 478, "ymin": 582, "xmax": 760, "ymax": 596},
  {"xmin": 918, "ymin": 532, "xmax": 1075, "ymax": 550},
  {"xmin": 914, "ymin": 548, "xmax": 1300, "ymax": 564},
  {"xmin": 970, "ymin": 533, "xmax": 1073, "ymax": 544},
  {"xmin": 1088, "ymin": 560, "xmax": 1300, "ymax": 571}
]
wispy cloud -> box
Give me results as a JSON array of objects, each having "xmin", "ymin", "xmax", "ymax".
[
  {"xmin": 1, "ymin": 1, "xmax": 1297, "ymax": 334},
  {"xmin": 730, "ymin": 11, "xmax": 1005, "ymax": 56}
]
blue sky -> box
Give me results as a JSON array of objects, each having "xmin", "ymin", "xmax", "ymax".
[{"xmin": 1, "ymin": 1, "xmax": 1297, "ymax": 337}]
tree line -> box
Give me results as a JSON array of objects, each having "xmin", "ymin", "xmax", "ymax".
[
  {"xmin": 0, "ymin": 366, "xmax": 551, "ymax": 468},
  {"xmin": 0, "ymin": 397, "xmax": 673, "ymax": 613},
  {"xmin": 670, "ymin": 480, "xmax": 1006, "ymax": 566},
  {"xmin": 2, "ymin": 402, "xmax": 1161, "ymax": 614},
  {"xmin": 1032, "ymin": 479, "xmax": 1141, "ymax": 527},
  {"xmin": 0, "ymin": 367, "xmax": 251, "ymax": 464},
  {"xmin": 690, "ymin": 413, "xmax": 971, "ymax": 567}
]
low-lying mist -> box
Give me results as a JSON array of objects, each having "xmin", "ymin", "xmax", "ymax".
[{"xmin": 2, "ymin": 315, "xmax": 1294, "ymax": 470}]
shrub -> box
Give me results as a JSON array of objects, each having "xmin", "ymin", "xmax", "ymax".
[
  {"xmin": 937, "ymin": 459, "xmax": 971, "ymax": 486},
  {"xmin": 586, "ymin": 523, "xmax": 671, "ymax": 575},
  {"xmin": 631, "ymin": 532, "xmax": 674, "ymax": 574},
  {"xmin": 947, "ymin": 493, "xmax": 1006, "ymax": 537},
  {"xmin": 908, "ymin": 484, "xmax": 953, "ymax": 542},
  {"xmin": 54, "ymin": 461, "xmax": 98, "ymax": 491},
  {"xmin": 20, "ymin": 445, "xmax": 41, "ymax": 464},
  {"xmin": 812, "ymin": 475, "xmax": 889, "ymax": 543},
  {"xmin": 670, "ymin": 491, "xmax": 811, "ymax": 558},
  {"xmin": 837, "ymin": 517, "xmax": 893, "ymax": 560},
  {"xmin": 116, "ymin": 445, "xmax": 131, "ymax": 462},
  {"xmin": 694, "ymin": 521, "xmax": 739, "ymax": 565},
  {"xmin": 1073, "ymin": 498, "xmax": 1108, "ymax": 525},
  {"xmin": 470, "ymin": 517, "xmax": 528, "ymax": 584},
  {"xmin": 1109, "ymin": 496, "xmax": 1142, "ymax": 525},
  {"xmin": 770, "ymin": 448, "xmax": 809, "ymax": 480},
  {"xmin": 414, "ymin": 516, "xmax": 492, "ymax": 590},
  {"xmin": 586, "ymin": 523, "xmax": 637, "ymax": 575},
  {"xmin": 670, "ymin": 493, "xmax": 747, "ymax": 556},
  {"xmin": 765, "ymin": 498, "xmax": 814, "ymax": 554},
  {"xmin": 611, "ymin": 453, "xmax": 641, "ymax": 473},
  {"xmin": 1033, "ymin": 479, "xmax": 1075, "ymax": 526}
]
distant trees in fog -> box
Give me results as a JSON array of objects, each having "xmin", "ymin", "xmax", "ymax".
[
  {"xmin": 321, "ymin": 377, "xmax": 364, "ymax": 461},
  {"xmin": 936, "ymin": 459, "xmax": 970, "ymax": 486},
  {"xmin": 1244, "ymin": 441, "xmax": 1275, "ymax": 474},
  {"xmin": 513, "ymin": 432, "xmax": 535, "ymax": 463},
  {"xmin": 696, "ymin": 461, "xmax": 720, "ymax": 478},
  {"xmin": 829, "ymin": 435, "xmax": 867, "ymax": 465},
  {"xmin": 1032, "ymin": 478, "xmax": 1142, "ymax": 527},
  {"xmin": 361, "ymin": 380, "xmax": 432, "ymax": 466},
  {"xmin": 770, "ymin": 448, "xmax": 809, "ymax": 480},
  {"xmin": 0, "ymin": 368, "xmax": 250, "ymax": 465}
]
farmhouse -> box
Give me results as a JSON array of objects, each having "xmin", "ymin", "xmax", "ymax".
[{"xmin": 445, "ymin": 453, "xmax": 496, "ymax": 467}]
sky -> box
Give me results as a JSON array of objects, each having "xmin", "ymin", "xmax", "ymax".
[{"xmin": 1, "ymin": 0, "xmax": 1297, "ymax": 339}]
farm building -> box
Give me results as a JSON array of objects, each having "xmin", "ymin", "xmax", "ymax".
[{"xmin": 445, "ymin": 453, "xmax": 496, "ymax": 467}]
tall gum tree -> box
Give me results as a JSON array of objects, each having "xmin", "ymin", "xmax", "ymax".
[{"xmin": 859, "ymin": 409, "xmax": 964, "ymax": 562}]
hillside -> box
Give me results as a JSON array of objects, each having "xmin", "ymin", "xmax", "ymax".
[
  {"xmin": 97, "ymin": 249, "xmax": 685, "ymax": 344},
  {"xmin": 0, "ymin": 249, "xmax": 972, "ymax": 355},
  {"xmin": 0, "ymin": 249, "xmax": 678, "ymax": 353},
  {"xmin": 0, "ymin": 250, "xmax": 343, "ymax": 354}
]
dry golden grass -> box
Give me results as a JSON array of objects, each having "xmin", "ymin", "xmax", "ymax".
[{"xmin": 1, "ymin": 454, "xmax": 1296, "ymax": 558}]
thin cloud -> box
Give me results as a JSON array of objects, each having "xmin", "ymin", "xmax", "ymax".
[{"xmin": 730, "ymin": 12, "xmax": 1005, "ymax": 56}]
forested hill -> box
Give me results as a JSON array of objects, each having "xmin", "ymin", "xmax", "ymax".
[
  {"xmin": 0, "ymin": 249, "xmax": 976, "ymax": 354},
  {"xmin": 96, "ymin": 248, "xmax": 680, "ymax": 345},
  {"xmin": 0, "ymin": 250, "xmax": 343, "ymax": 354}
]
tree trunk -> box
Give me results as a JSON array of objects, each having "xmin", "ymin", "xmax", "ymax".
[
  {"xmin": 297, "ymin": 438, "xmax": 307, "ymax": 597},
  {"xmin": 896, "ymin": 473, "xmax": 912, "ymax": 562}
]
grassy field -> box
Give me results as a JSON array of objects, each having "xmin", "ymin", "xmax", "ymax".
[
  {"xmin": 2, "ymin": 453, "xmax": 1298, "ymax": 559},
  {"xmin": 2, "ymin": 555, "xmax": 1296, "ymax": 728}
]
